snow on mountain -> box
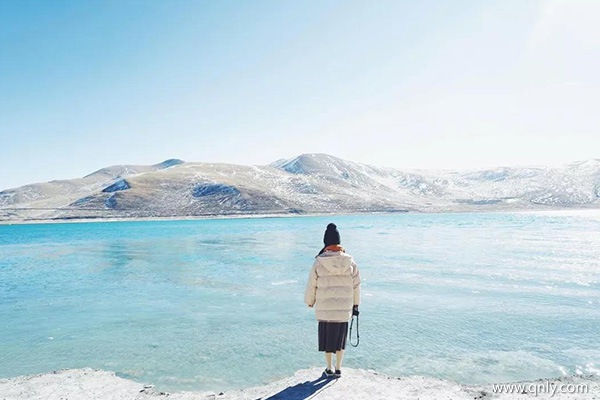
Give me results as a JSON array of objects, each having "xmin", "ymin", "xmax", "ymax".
[
  {"xmin": 0, "ymin": 159, "xmax": 186, "ymax": 220},
  {"xmin": 1, "ymin": 154, "xmax": 599, "ymax": 222}
]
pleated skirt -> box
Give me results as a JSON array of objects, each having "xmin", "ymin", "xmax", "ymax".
[{"xmin": 318, "ymin": 321, "xmax": 349, "ymax": 352}]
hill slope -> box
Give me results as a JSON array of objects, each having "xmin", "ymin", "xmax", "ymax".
[{"xmin": 1, "ymin": 154, "xmax": 599, "ymax": 222}]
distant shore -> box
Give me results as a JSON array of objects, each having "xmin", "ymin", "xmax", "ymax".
[
  {"xmin": 2, "ymin": 207, "xmax": 600, "ymax": 226},
  {"xmin": 0, "ymin": 212, "xmax": 305, "ymax": 226},
  {"xmin": 0, "ymin": 209, "xmax": 410, "ymax": 226},
  {"xmin": 0, "ymin": 367, "xmax": 598, "ymax": 400}
]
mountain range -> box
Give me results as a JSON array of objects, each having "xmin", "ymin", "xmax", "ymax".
[{"xmin": 1, "ymin": 153, "xmax": 599, "ymax": 222}]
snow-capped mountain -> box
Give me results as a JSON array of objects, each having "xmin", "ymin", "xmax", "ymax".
[{"xmin": 1, "ymin": 154, "xmax": 599, "ymax": 222}]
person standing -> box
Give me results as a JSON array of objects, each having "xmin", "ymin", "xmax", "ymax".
[{"xmin": 304, "ymin": 223, "xmax": 361, "ymax": 378}]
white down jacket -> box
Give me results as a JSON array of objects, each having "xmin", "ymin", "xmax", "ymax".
[{"xmin": 304, "ymin": 251, "xmax": 361, "ymax": 322}]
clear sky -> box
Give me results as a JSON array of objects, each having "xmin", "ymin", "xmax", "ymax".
[{"xmin": 1, "ymin": 0, "xmax": 599, "ymax": 190}]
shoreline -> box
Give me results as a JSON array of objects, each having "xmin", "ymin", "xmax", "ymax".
[
  {"xmin": 0, "ymin": 367, "xmax": 598, "ymax": 399},
  {"xmin": 0, "ymin": 210, "xmax": 391, "ymax": 226},
  {"xmin": 1, "ymin": 206, "xmax": 600, "ymax": 227}
]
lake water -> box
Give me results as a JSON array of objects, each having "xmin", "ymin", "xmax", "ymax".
[{"xmin": 1, "ymin": 211, "xmax": 599, "ymax": 392}]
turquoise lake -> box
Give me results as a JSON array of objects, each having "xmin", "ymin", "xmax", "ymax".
[{"xmin": 1, "ymin": 211, "xmax": 599, "ymax": 392}]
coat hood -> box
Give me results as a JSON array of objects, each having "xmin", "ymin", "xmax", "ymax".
[{"xmin": 316, "ymin": 252, "xmax": 353, "ymax": 275}]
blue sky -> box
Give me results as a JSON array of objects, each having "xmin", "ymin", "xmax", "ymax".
[{"xmin": 1, "ymin": 0, "xmax": 599, "ymax": 190}]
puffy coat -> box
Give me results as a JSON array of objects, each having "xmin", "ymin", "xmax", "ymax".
[{"xmin": 304, "ymin": 251, "xmax": 361, "ymax": 322}]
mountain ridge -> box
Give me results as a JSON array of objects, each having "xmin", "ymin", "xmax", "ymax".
[{"xmin": 1, "ymin": 153, "xmax": 599, "ymax": 222}]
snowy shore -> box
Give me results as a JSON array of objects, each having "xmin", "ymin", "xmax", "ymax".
[
  {"xmin": 1, "ymin": 367, "xmax": 598, "ymax": 400},
  {"xmin": 3, "ymin": 207, "xmax": 599, "ymax": 226}
]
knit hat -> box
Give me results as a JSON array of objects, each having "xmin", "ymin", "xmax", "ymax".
[{"xmin": 323, "ymin": 223, "xmax": 341, "ymax": 246}]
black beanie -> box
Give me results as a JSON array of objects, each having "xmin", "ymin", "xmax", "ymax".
[{"xmin": 323, "ymin": 223, "xmax": 341, "ymax": 246}]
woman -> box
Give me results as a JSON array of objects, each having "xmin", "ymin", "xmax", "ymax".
[{"xmin": 304, "ymin": 223, "xmax": 361, "ymax": 378}]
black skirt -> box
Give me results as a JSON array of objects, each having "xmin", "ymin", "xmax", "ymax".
[{"xmin": 318, "ymin": 321, "xmax": 349, "ymax": 352}]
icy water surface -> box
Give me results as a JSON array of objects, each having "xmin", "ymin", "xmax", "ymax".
[{"xmin": 1, "ymin": 212, "xmax": 599, "ymax": 391}]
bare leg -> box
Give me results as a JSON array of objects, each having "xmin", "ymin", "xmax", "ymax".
[
  {"xmin": 325, "ymin": 352, "xmax": 333, "ymax": 370},
  {"xmin": 335, "ymin": 349, "xmax": 344, "ymax": 370}
]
